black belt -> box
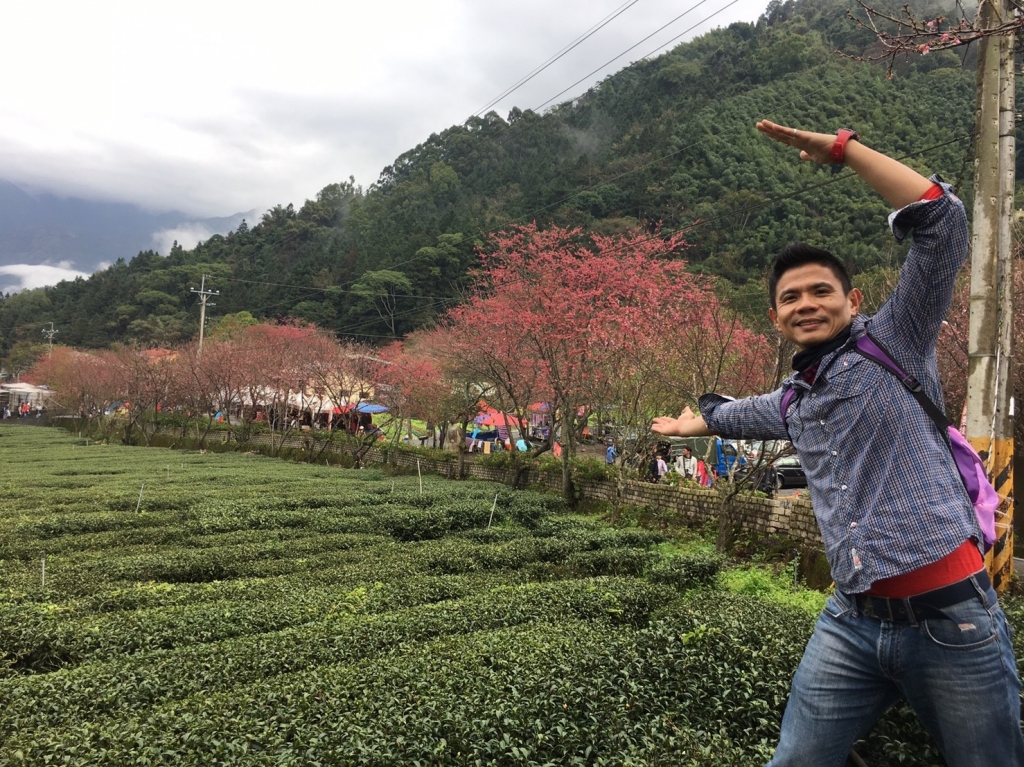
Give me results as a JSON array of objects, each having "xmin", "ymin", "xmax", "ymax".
[{"xmin": 851, "ymin": 569, "xmax": 990, "ymax": 622}]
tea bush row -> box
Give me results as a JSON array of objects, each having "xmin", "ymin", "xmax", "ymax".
[
  {"xmin": 2, "ymin": 593, "xmax": 813, "ymax": 767},
  {"xmin": 0, "ymin": 578, "xmax": 674, "ymax": 744}
]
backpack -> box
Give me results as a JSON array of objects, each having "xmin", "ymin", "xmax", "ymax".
[{"xmin": 779, "ymin": 331, "xmax": 998, "ymax": 550}]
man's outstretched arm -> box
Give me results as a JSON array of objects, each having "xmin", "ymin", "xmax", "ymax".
[
  {"xmin": 651, "ymin": 406, "xmax": 714, "ymax": 438},
  {"xmin": 755, "ymin": 120, "xmax": 934, "ymax": 209}
]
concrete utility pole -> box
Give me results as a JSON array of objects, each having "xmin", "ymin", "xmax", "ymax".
[
  {"xmin": 190, "ymin": 275, "xmax": 219, "ymax": 356},
  {"xmin": 41, "ymin": 323, "xmax": 57, "ymax": 357},
  {"xmin": 968, "ymin": 0, "xmax": 1015, "ymax": 591}
]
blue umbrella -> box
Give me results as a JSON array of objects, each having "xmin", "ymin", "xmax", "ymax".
[{"xmin": 354, "ymin": 402, "xmax": 388, "ymax": 414}]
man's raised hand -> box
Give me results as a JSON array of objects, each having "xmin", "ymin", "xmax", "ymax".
[{"xmin": 755, "ymin": 120, "xmax": 835, "ymax": 165}]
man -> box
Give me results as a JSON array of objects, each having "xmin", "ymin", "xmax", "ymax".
[
  {"xmin": 606, "ymin": 441, "xmax": 619, "ymax": 465},
  {"xmin": 653, "ymin": 120, "xmax": 1024, "ymax": 766},
  {"xmin": 675, "ymin": 445, "xmax": 696, "ymax": 479}
]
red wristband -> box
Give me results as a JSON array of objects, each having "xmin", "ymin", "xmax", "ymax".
[
  {"xmin": 830, "ymin": 129, "xmax": 859, "ymax": 173},
  {"xmin": 919, "ymin": 183, "xmax": 943, "ymax": 201}
]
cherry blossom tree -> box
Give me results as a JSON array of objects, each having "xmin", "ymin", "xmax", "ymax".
[
  {"xmin": 227, "ymin": 323, "xmax": 315, "ymax": 452},
  {"xmin": 105, "ymin": 345, "xmax": 177, "ymax": 445},
  {"xmin": 845, "ymin": 1, "xmax": 1023, "ymax": 76},
  {"xmin": 24, "ymin": 346, "xmax": 118, "ymax": 429},
  {"xmin": 448, "ymin": 223, "xmax": 761, "ymax": 500}
]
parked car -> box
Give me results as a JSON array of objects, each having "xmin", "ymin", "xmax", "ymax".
[
  {"xmin": 740, "ymin": 454, "xmax": 807, "ymax": 495},
  {"xmin": 743, "ymin": 439, "xmax": 791, "ymax": 461}
]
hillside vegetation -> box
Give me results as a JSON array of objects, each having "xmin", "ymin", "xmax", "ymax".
[{"xmin": 0, "ymin": 0, "xmax": 999, "ymax": 361}]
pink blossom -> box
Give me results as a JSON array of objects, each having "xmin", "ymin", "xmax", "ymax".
[
  {"xmin": 917, "ymin": 43, "xmax": 931, "ymax": 54},
  {"xmin": 940, "ymin": 32, "xmax": 950, "ymax": 42}
]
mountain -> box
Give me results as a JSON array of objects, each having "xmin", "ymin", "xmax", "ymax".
[
  {"xmin": 0, "ymin": 0, "xmax": 1001, "ymax": 358},
  {"xmin": 0, "ymin": 179, "xmax": 256, "ymax": 284}
]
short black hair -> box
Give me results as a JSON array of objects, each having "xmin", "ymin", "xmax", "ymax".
[{"xmin": 767, "ymin": 242, "xmax": 854, "ymax": 310}]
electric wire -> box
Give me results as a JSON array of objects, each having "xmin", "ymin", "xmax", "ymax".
[
  {"xmin": 533, "ymin": 0, "xmax": 737, "ymax": 113},
  {"xmin": 172, "ymin": 4, "xmax": 966, "ymax": 340},
  {"xmin": 474, "ymin": 0, "xmax": 643, "ymax": 116}
]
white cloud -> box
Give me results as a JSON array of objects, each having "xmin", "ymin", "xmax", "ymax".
[
  {"xmin": 0, "ymin": 262, "xmax": 89, "ymax": 294},
  {"xmin": 151, "ymin": 223, "xmax": 216, "ymax": 255}
]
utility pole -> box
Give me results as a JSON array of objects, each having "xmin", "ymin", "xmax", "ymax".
[
  {"xmin": 190, "ymin": 275, "xmax": 219, "ymax": 357},
  {"xmin": 968, "ymin": 0, "xmax": 1015, "ymax": 591},
  {"xmin": 41, "ymin": 323, "xmax": 57, "ymax": 357}
]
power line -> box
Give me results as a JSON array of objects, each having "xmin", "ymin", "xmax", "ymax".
[
  {"xmin": 474, "ymin": 0, "xmax": 643, "ymax": 116},
  {"xmin": 480, "ymin": 0, "xmax": 735, "ymax": 156},
  {"xmin": 533, "ymin": 0, "xmax": 736, "ymax": 113},
  {"xmin": 222, "ymin": 275, "xmax": 461, "ymax": 301}
]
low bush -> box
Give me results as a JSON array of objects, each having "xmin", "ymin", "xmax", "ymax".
[
  {"xmin": 568, "ymin": 547, "xmax": 655, "ymax": 577},
  {"xmin": 375, "ymin": 508, "xmax": 452, "ymax": 541},
  {"xmin": 648, "ymin": 551, "xmax": 724, "ymax": 590}
]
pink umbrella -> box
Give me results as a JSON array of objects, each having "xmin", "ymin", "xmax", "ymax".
[{"xmin": 478, "ymin": 412, "xmax": 523, "ymax": 428}]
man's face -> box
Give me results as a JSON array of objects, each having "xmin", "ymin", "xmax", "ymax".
[{"xmin": 769, "ymin": 264, "xmax": 863, "ymax": 349}]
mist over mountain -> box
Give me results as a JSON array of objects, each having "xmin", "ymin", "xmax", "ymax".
[{"xmin": 0, "ymin": 179, "xmax": 256, "ymax": 291}]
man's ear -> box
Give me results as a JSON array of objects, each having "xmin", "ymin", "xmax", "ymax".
[
  {"xmin": 848, "ymin": 287, "xmax": 864, "ymax": 316},
  {"xmin": 768, "ymin": 306, "xmax": 780, "ymax": 331}
]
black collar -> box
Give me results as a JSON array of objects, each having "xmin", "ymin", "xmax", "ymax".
[{"xmin": 792, "ymin": 324, "xmax": 853, "ymax": 375}]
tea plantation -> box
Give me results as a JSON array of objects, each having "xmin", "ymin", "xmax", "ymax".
[{"xmin": 1, "ymin": 426, "xmax": 1020, "ymax": 765}]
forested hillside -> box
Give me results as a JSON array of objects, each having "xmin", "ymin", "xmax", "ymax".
[{"xmin": 0, "ymin": 0, "xmax": 996, "ymax": 365}]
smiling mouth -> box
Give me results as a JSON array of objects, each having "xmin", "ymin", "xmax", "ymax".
[{"xmin": 795, "ymin": 319, "xmax": 825, "ymax": 329}]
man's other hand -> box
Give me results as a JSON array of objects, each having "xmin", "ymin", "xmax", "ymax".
[{"xmin": 651, "ymin": 407, "xmax": 711, "ymax": 438}]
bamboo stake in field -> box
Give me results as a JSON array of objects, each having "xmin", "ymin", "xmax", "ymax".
[
  {"xmin": 487, "ymin": 492, "xmax": 499, "ymax": 528},
  {"xmin": 40, "ymin": 550, "xmax": 46, "ymax": 589},
  {"xmin": 135, "ymin": 483, "xmax": 145, "ymax": 513},
  {"xmin": 417, "ymin": 460, "xmax": 423, "ymax": 494}
]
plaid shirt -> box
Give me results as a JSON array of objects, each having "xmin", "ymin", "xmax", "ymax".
[{"xmin": 700, "ymin": 179, "xmax": 980, "ymax": 593}]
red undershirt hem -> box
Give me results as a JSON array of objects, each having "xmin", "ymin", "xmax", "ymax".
[{"xmin": 865, "ymin": 540, "xmax": 982, "ymax": 598}]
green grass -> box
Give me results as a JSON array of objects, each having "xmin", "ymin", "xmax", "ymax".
[{"xmin": 719, "ymin": 563, "xmax": 829, "ymax": 616}]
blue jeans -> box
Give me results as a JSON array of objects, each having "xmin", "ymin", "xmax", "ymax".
[{"xmin": 768, "ymin": 574, "xmax": 1024, "ymax": 767}]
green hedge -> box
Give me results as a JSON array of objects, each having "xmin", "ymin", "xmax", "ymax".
[
  {"xmin": 648, "ymin": 551, "xmax": 725, "ymax": 590},
  {"xmin": 0, "ymin": 578, "xmax": 673, "ymax": 747}
]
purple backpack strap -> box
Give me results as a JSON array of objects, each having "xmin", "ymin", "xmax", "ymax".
[
  {"xmin": 855, "ymin": 331, "xmax": 997, "ymax": 549},
  {"xmin": 854, "ymin": 334, "xmax": 953, "ymax": 431},
  {"xmin": 779, "ymin": 387, "xmax": 798, "ymax": 431}
]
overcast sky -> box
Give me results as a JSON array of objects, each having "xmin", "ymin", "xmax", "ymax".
[{"xmin": 1, "ymin": 0, "xmax": 770, "ymax": 223}]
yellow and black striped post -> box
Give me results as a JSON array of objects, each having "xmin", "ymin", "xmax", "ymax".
[{"xmin": 979, "ymin": 437, "xmax": 1014, "ymax": 592}]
